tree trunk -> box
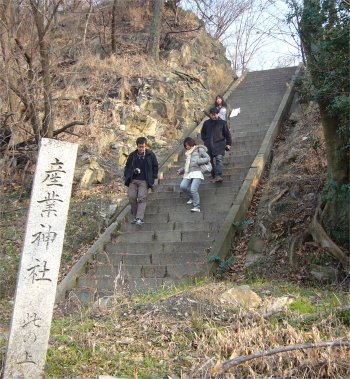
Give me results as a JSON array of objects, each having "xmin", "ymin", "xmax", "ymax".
[
  {"xmin": 318, "ymin": 106, "xmax": 349, "ymax": 185},
  {"xmin": 148, "ymin": 0, "xmax": 164, "ymax": 61},
  {"xmin": 30, "ymin": 0, "xmax": 55, "ymax": 139},
  {"xmin": 301, "ymin": 0, "xmax": 349, "ymax": 245},
  {"xmin": 111, "ymin": 0, "xmax": 117, "ymax": 54},
  {"xmin": 40, "ymin": 39, "xmax": 54, "ymax": 138},
  {"xmin": 0, "ymin": 0, "xmax": 19, "ymax": 134}
]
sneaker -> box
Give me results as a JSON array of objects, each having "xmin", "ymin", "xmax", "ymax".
[
  {"xmin": 186, "ymin": 199, "xmax": 193, "ymax": 205},
  {"xmin": 215, "ymin": 176, "xmax": 223, "ymax": 183},
  {"xmin": 130, "ymin": 218, "xmax": 137, "ymax": 224},
  {"xmin": 135, "ymin": 218, "xmax": 144, "ymax": 225},
  {"xmin": 209, "ymin": 178, "xmax": 216, "ymax": 183},
  {"xmin": 190, "ymin": 207, "xmax": 201, "ymax": 212}
]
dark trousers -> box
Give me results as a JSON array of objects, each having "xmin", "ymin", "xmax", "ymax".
[{"xmin": 127, "ymin": 179, "xmax": 149, "ymax": 220}]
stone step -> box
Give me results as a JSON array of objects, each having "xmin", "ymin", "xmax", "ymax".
[
  {"xmin": 148, "ymin": 186, "xmax": 239, "ymax": 202},
  {"xmin": 96, "ymin": 250, "xmax": 207, "ymax": 267},
  {"xmin": 113, "ymin": 229, "xmax": 216, "ymax": 243},
  {"xmin": 145, "ymin": 199, "xmax": 233, "ymax": 214},
  {"xmin": 93, "ymin": 253, "xmax": 207, "ymax": 278},
  {"xmin": 156, "ymin": 179, "xmax": 244, "ymax": 192},
  {"xmin": 69, "ymin": 66, "xmax": 298, "ymax": 302},
  {"xmin": 105, "ymin": 240, "xmax": 210, "ymax": 254},
  {"xmin": 151, "ymin": 184, "xmax": 240, "ymax": 196},
  {"xmin": 159, "ymin": 172, "xmax": 247, "ymax": 184},
  {"xmin": 121, "ymin": 220, "xmax": 219, "ymax": 232},
  {"xmin": 137, "ymin": 209, "xmax": 227, "ymax": 223},
  {"xmin": 231, "ymin": 135, "xmax": 266, "ymax": 143},
  {"xmin": 77, "ymin": 261, "xmax": 208, "ymax": 290},
  {"xmin": 145, "ymin": 193, "xmax": 238, "ymax": 209},
  {"xmin": 151, "ymin": 182, "xmax": 241, "ymax": 195},
  {"xmin": 160, "ymin": 166, "xmax": 247, "ymax": 178}
]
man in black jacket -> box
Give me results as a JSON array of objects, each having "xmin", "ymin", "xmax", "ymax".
[
  {"xmin": 201, "ymin": 107, "xmax": 232, "ymax": 182},
  {"xmin": 124, "ymin": 137, "xmax": 158, "ymax": 225}
]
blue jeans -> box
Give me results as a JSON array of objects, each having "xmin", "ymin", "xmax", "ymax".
[
  {"xmin": 180, "ymin": 178, "xmax": 202, "ymax": 208},
  {"xmin": 210, "ymin": 154, "xmax": 223, "ymax": 177}
]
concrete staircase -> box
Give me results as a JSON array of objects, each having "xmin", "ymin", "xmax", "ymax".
[{"xmin": 60, "ymin": 66, "xmax": 298, "ymax": 303}]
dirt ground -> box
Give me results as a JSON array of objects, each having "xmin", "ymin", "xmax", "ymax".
[{"xmin": 1, "ymin": 101, "xmax": 349, "ymax": 379}]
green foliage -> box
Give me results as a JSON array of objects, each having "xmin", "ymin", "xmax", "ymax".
[
  {"xmin": 321, "ymin": 180, "xmax": 350, "ymax": 245},
  {"xmin": 232, "ymin": 218, "xmax": 254, "ymax": 231},
  {"xmin": 336, "ymin": 308, "xmax": 350, "ymax": 326},
  {"xmin": 309, "ymin": 135, "xmax": 322, "ymax": 152},
  {"xmin": 292, "ymin": 1, "xmax": 350, "ymax": 246},
  {"xmin": 274, "ymin": 202, "xmax": 288, "ymax": 213},
  {"xmin": 322, "ymin": 179, "xmax": 350, "ymax": 237},
  {"xmin": 298, "ymin": 0, "xmax": 350, "ymax": 131},
  {"xmin": 309, "ymin": 251, "xmax": 334, "ymax": 265},
  {"xmin": 288, "ymin": 298, "xmax": 316, "ymax": 314},
  {"xmin": 329, "ymin": 96, "xmax": 350, "ymax": 151},
  {"xmin": 322, "ymin": 179, "xmax": 350, "ymax": 201},
  {"xmin": 132, "ymin": 280, "xmax": 205, "ymax": 305},
  {"xmin": 208, "ymin": 255, "xmax": 235, "ymax": 277}
]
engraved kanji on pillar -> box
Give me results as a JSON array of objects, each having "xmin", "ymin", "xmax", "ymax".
[{"xmin": 4, "ymin": 138, "xmax": 78, "ymax": 379}]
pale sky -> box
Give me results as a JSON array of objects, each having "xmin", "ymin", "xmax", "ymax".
[
  {"xmin": 245, "ymin": 1, "xmax": 302, "ymax": 71},
  {"xmin": 181, "ymin": 0, "xmax": 302, "ymax": 72}
]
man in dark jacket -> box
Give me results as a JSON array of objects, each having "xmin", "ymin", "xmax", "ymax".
[
  {"xmin": 124, "ymin": 137, "xmax": 158, "ymax": 225},
  {"xmin": 201, "ymin": 107, "xmax": 232, "ymax": 182}
]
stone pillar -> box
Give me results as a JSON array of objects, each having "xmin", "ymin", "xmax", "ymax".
[{"xmin": 3, "ymin": 138, "xmax": 78, "ymax": 379}]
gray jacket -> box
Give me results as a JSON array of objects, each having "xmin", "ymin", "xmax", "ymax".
[{"xmin": 178, "ymin": 145, "xmax": 210, "ymax": 174}]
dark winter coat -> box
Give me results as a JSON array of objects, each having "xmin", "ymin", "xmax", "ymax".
[
  {"xmin": 200, "ymin": 118, "xmax": 232, "ymax": 156},
  {"xmin": 124, "ymin": 149, "xmax": 158, "ymax": 188}
]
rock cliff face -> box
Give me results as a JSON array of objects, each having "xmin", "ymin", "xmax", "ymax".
[
  {"xmin": 55, "ymin": 2, "xmax": 235, "ymax": 187},
  {"xmin": 1, "ymin": 2, "xmax": 235, "ymax": 188}
]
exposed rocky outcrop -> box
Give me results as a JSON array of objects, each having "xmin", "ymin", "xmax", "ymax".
[{"xmin": 53, "ymin": 4, "xmax": 235, "ymax": 185}]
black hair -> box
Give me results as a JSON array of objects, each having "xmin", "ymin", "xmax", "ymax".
[
  {"xmin": 215, "ymin": 95, "xmax": 227, "ymax": 108},
  {"xmin": 209, "ymin": 107, "xmax": 219, "ymax": 114},
  {"xmin": 136, "ymin": 136, "xmax": 147, "ymax": 145},
  {"xmin": 183, "ymin": 136, "xmax": 196, "ymax": 148}
]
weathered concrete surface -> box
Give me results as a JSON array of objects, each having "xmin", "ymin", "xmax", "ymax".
[{"xmin": 57, "ymin": 66, "xmax": 300, "ymax": 303}]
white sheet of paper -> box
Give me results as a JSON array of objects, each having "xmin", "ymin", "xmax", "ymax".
[{"xmin": 230, "ymin": 108, "xmax": 241, "ymax": 117}]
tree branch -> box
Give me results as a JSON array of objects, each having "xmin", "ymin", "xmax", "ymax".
[
  {"xmin": 268, "ymin": 188, "xmax": 288, "ymax": 214},
  {"xmin": 53, "ymin": 120, "xmax": 85, "ymax": 136},
  {"xmin": 172, "ymin": 70, "xmax": 207, "ymax": 89},
  {"xmin": 211, "ymin": 341, "xmax": 350, "ymax": 375},
  {"xmin": 307, "ymin": 206, "xmax": 350, "ymax": 270}
]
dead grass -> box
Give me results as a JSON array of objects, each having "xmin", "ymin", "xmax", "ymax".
[
  {"xmin": 45, "ymin": 281, "xmax": 350, "ymax": 379},
  {"xmin": 228, "ymin": 102, "xmax": 341, "ymax": 287}
]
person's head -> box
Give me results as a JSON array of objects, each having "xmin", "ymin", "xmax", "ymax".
[
  {"xmin": 215, "ymin": 95, "xmax": 226, "ymax": 107},
  {"xmin": 209, "ymin": 107, "xmax": 219, "ymax": 120},
  {"xmin": 183, "ymin": 136, "xmax": 196, "ymax": 150},
  {"xmin": 136, "ymin": 136, "xmax": 147, "ymax": 154}
]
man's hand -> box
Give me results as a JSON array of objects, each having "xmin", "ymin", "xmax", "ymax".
[{"xmin": 225, "ymin": 145, "xmax": 231, "ymax": 151}]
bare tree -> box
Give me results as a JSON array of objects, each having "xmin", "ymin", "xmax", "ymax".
[
  {"xmin": 29, "ymin": 0, "xmax": 63, "ymax": 139},
  {"xmin": 0, "ymin": 1, "xmax": 19, "ymax": 129},
  {"xmin": 148, "ymin": 0, "xmax": 164, "ymax": 61},
  {"xmin": 0, "ymin": 1, "xmax": 65, "ymax": 144},
  {"xmin": 225, "ymin": 0, "xmax": 283, "ymax": 73},
  {"xmin": 83, "ymin": 0, "xmax": 93, "ymax": 47},
  {"xmin": 183, "ymin": 0, "xmax": 301, "ymax": 72},
  {"xmin": 185, "ymin": 0, "xmax": 251, "ymax": 40},
  {"xmin": 111, "ymin": 0, "xmax": 118, "ymax": 53}
]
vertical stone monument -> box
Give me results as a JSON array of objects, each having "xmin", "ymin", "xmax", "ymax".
[{"xmin": 3, "ymin": 138, "xmax": 78, "ymax": 379}]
